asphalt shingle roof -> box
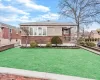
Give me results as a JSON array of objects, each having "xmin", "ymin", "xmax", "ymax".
[
  {"xmin": 20, "ymin": 21, "xmax": 77, "ymax": 26},
  {"xmin": 0, "ymin": 22, "xmax": 16, "ymax": 29}
]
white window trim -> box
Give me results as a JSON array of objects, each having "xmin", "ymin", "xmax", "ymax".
[{"xmin": 29, "ymin": 26, "xmax": 47, "ymax": 36}]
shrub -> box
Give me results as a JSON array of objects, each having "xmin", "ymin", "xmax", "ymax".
[
  {"xmin": 86, "ymin": 42, "xmax": 96, "ymax": 47},
  {"xmin": 90, "ymin": 42, "xmax": 96, "ymax": 47},
  {"xmin": 91, "ymin": 38, "xmax": 94, "ymax": 42},
  {"xmin": 51, "ymin": 36, "xmax": 62, "ymax": 46},
  {"xmin": 94, "ymin": 38, "xmax": 97, "ymax": 41},
  {"xmin": 79, "ymin": 41, "xmax": 86, "ymax": 46},
  {"xmin": 46, "ymin": 42, "xmax": 52, "ymax": 47},
  {"xmin": 30, "ymin": 41, "xmax": 38, "ymax": 48},
  {"xmin": 77, "ymin": 37, "xmax": 85, "ymax": 45}
]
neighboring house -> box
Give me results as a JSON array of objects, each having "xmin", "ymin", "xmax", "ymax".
[
  {"xmin": 89, "ymin": 30, "xmax": 100, "ymax": 38},
  {"xmin": 20, "ymin": 21, "xmax": 77, "ymax": 45},
  {"xmin": 80, "ymin": 31, "xmax": 90, "ymax": 38},
  {"xmin": 0, "ymin": 22, "xmax": 21, "ymax": 46}
]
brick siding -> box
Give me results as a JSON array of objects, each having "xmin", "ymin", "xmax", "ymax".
[{"xmin": 21, "ymin": 36, "xmax": 63, "ymax": 44}]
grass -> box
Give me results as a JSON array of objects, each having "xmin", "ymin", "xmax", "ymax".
[{"xmin": 0, "ymin": 48, "xmax": 100, "ymax": 79}]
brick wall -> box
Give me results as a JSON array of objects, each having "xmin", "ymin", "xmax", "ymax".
[
  {"xmin": 0, "ymin": 44, "xmax": 14, "ymax": 52},
  {"xmin": 2, "ymin": 27, "xmax": 9, "ymax": 39},
  {"xmin": 1, "ymin": 27, "xmax": 21, "ymax": 39},
  {"xmin": 10, "ymin": 29, "xmax": 21, "ymax": 39},
  {"xmin": 21, "ymin": 36, "xmax": 63, "ymax": 44}
]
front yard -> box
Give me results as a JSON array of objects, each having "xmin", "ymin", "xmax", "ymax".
[{"xmin": 0, "ymin": 48, "xmax": 100, "ymax": 79}]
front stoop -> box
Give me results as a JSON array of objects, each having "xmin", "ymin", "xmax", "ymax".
[{"xmin": 0, "ymin": 67, "xmax": 95, "ymax": 80}]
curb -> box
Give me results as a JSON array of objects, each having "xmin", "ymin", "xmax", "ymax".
[{"xmin": 0, "ymin": 67, "xmax": 95, "ymax": 80}]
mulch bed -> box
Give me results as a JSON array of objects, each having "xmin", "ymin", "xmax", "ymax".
[
  {"xmin": 21, "ymin": 46, "xmax": 80, "ymax": 49},
  {"xmin": 83, "ymin": 46, "xmax": 100, "ymax": 52},
  {"xmin": 0, "ymin": 73, "xmax": 47, "ymax": 80}
]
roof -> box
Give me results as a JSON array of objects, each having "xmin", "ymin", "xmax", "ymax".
[
  {"xmin": 0, "ymin": 22, "xmax": 16, "ymax": 29},
  {"xmin": 91, "ymin": 30, "xmax": 98, "ymax": 34},
  {"xmin": 20, "ymin": 21, "xmax": 77, "ymax": 26}
]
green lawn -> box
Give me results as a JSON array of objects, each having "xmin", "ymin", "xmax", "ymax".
[{"xmin": 0, "ymin": 48, "xmax": 100, "ymax": 79}]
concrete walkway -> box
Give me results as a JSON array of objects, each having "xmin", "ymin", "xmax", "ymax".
[
  {"xmin": 0, "ymin": 67, "xmax": 95, "ymax": 80},
  {"xmin": 80, "ymin": 46, "xmax": 100, "ymax": 55}
]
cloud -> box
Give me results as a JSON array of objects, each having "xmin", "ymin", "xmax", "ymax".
[
  {"xmin": 87, "ymin": 23, "xmax": 100, "ymax": 31},
  {"xmin": 41, "ymin": 13, "xmax": 60, "ymax": 20},
  {"xmin": 0, "ymin": 15, "xmax": 29, "ymax": 22},
  {"xmin": 16, "ymin": 0, "xmax": 30, "ymax": 3},
  {"xmin": 0, "ymin": 16, "xmax": 11, "ymax": 22},
  {"xmin": 0, "ymin": 12, "xmax": 60, "ymax": 23},
  {"xmin": 34, "ymin": 13, "xmax": 60, "ymax": 21},
  {"xmin": 16, "ymin": 0, "xmax": 50, "ymax": 12},
  {"xmin": 19, "ymin": 12, "xmax": 60, "ymax": 22},
  {"xmin": 0, "ymin": 3, "xmax": 29, "ymax": 15}
]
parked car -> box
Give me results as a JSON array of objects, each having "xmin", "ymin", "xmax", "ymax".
[{"xmin": 97, "ymin": 41, "xmax": 100, "ymax": 47}]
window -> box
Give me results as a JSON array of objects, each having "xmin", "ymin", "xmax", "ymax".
[
  {"xmin": 64, "ymin": 29, "xmax": 69, "ymax": 34},
  {"xmin": 38, "ymin": 27, "xmax": 42, "ymax": 35},
  {"xmin": 33, "ymin": 27, "xmax": 37, "ymax": 35},
  {"xmin": 29, "ymin": 27, "xmax": 47, "ymax": 36},
  {"xmin": 30, "ymin": 27, "xmax": 33, "ymax": 35},
  {"xmin": 43, "ymin": 28, "xmax": 46, "ymax": 35},
  {"xmin": 20, "ymin": 31, "xmax": 21, "ymax": 33},
  {"xmin": 10, "ymin": 29, "xmax": 12, "ymax": 33}
]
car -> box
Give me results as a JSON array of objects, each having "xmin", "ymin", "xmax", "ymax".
[{"xmin": 97, "ymin": 41, "xmax": 100, "ymax": 47}]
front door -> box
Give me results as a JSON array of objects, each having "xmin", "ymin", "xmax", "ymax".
[{"xmin": 63, "ymin": 28, "xmax": 71, "ymax": 43}]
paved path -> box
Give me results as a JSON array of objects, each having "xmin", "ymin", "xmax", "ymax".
[
  {"xmin": 80, "ymin": 46, "xmax": 100, "ymax": 55},
  {"xmin": 0, "ymin": 67, "xmax": 95, "ymax": 80}
]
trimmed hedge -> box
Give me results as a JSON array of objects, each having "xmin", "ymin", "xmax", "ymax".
[
  {"xmin": 46, "ymin": 42, "xmax": 52, "ymax": 47},
  {"xmin": 51, "ymin": 36, "xmax": 62, "ymax": 46},
  {"xmin": 30, "ymin": 41, "xmax": 38, "ymax": 48},
  {"xmin": 85, "ymin": 42, "xmax": 96, "ymax": 47},
  {"xmin": 80, "ymin": 41, "xmax": 96, "ymax": 47},
  {"xmin": 85, "ymin": 38, "xmax": 100, "ymax": 42}
]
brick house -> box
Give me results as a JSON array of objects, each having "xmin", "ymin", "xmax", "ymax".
[
  {"xmin": 20, "ymin": 21, "xmax": 77, "ymax": 46},
  {"xmin": 89, "ymin": 30, "xmax": 100, "ymax": 38},
  {"xmin": 0, "ymin": 22, "xmax": 21, "ymax": 46}
]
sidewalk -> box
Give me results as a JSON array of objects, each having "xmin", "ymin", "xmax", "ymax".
[{"xmin": 0, "ymin": 67, "xmax": 95, "ymax": 80}]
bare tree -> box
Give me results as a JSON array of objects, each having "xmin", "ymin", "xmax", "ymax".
[
  {"xmin": 21, "ymin": 27, "xmax": 30, "ymax": 47},
  {"xmin": 59, "ymin": 0, "xmax": 100, "ymax": 39}
]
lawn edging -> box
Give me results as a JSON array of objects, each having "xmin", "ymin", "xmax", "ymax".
[
  {"xmin": 0, "ymin": 67, "xmax": 94, "ymax": 80},
  {"xmin": 79, "ymin": 46, "xmax": 100, "ymax": 55},
  {"xmin": 20, "ymin": 46, "xmax": 80, "ymax": 49},
  {"xmin": 0, "ymin": 44, "xmax": 14, "ymax": 52}
]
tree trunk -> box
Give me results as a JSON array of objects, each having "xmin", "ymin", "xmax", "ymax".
[
  {"xmin": 76, "ymin": 23, "xmax": 80, "ymax": 45},
  {"xmin": 26, "ymin": 35, "xmax": 28, "ymax": 47},
  {"xmin": 77, "ymin": 23, "xmax": 80, "ymax": 40}
]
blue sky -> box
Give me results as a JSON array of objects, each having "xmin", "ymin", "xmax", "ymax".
[{"xmin": 0, "ymin": 0, "xmax": 100, "ymax": 31}]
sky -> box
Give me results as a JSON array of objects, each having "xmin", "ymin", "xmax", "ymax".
[{"xmin": 0, "ymin": 0, "xmax": 100, "ymax": 31}]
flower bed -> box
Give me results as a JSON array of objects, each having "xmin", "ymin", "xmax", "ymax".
[{"xmin": 0, "ymin": 73, "xmax": 47, "ymax": 80}]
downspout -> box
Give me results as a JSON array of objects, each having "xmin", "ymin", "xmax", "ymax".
[
  {"xmin": 0, "ymin": 27, "xmax": 1, "ymax": 47},
  {"xmin": 8, "ymin": 28, "xmax": 11, "ymax": 45}
]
